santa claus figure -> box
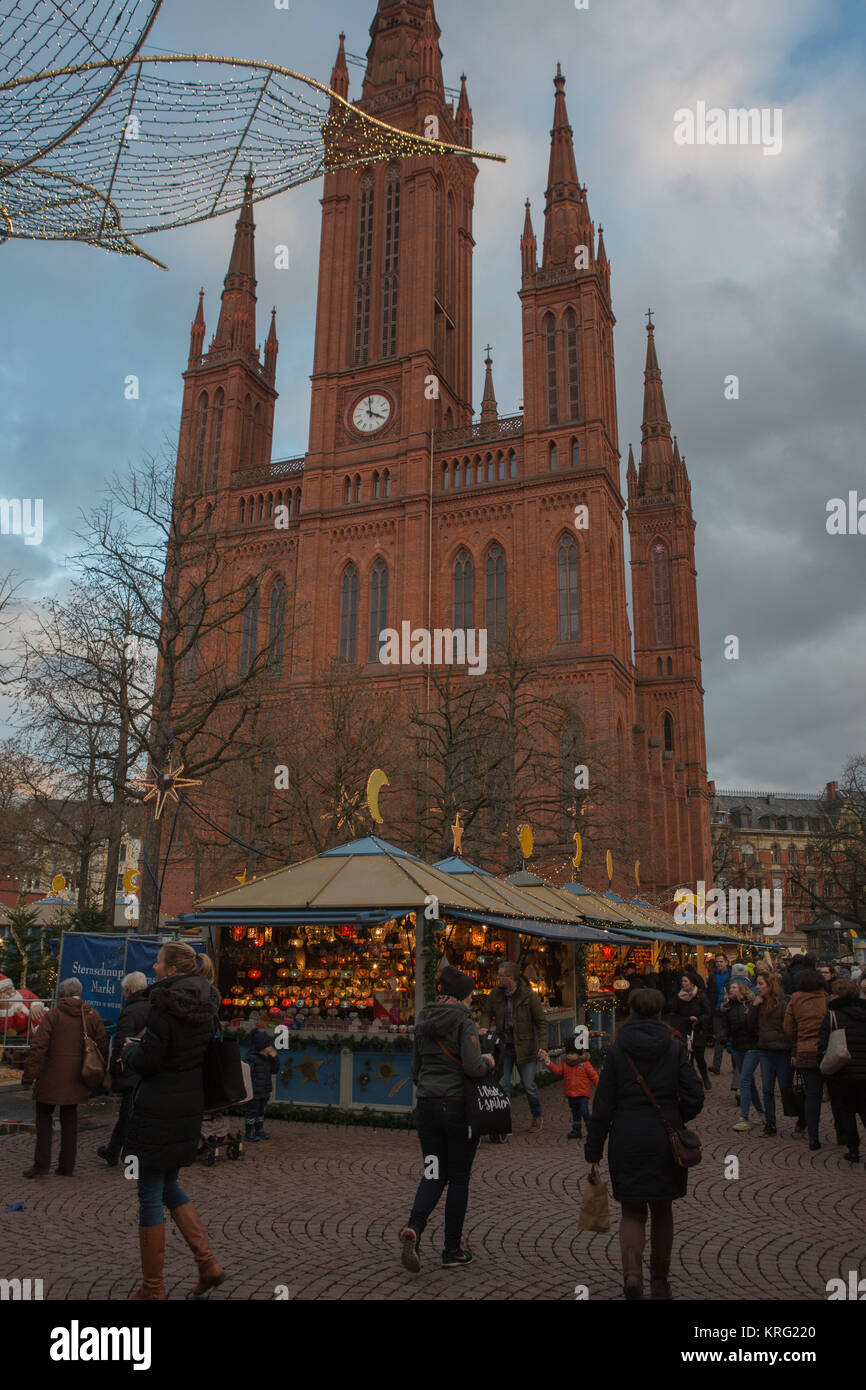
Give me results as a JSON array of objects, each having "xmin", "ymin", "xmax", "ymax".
[{"xmin": 0, "ymin": 975, "xmax": 33, "ymax": 1036}]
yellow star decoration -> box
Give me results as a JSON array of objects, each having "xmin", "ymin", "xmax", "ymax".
[
  {"xmin": 451, "ymin": 812, "xmax": 464, "ymax": 854},
  {"xmin": 130, "ymin": 756, "xmax": 202, "ymax": 819},
  {"xmin": 298, "ymin": 1051, "xmax": 324, "ymax": 1086},
  {"xmin": 375, "ymin": 1060, "xmax": 399, "ymax": 1083},
  {"xmin": 235, "ymin": 868, "xmax": 248, "ymax": 885}
]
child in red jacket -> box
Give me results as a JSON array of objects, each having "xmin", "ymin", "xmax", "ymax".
[{"xmin": 539, "ymin": 1037, "xmax": 599, "ymax": 1139}]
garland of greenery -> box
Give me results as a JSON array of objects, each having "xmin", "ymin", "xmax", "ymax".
[
  {"xmin": 266, "ymin": 1102, "xmax": 416, "ymax": 1130},
  {"xmin": 421, "ymin": 917, "xmax": 444, "ymax": 1004}
]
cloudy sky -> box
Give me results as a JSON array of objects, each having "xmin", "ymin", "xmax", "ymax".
[{"xmin": 1, "ymin": 0, "xmax": 865, "ymax": 792}]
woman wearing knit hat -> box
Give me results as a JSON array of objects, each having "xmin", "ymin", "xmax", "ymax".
[{"xmin": 400, "ymin": 964, "xmax": 495, "ymax": 1273}]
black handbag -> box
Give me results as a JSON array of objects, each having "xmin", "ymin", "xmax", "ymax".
[
  {"xmin": 202, "ymin": 1020, "xmax": 245, "ymax": 1110},
  {"xmin": 781, "ymin": 1069, "xmax": 807, "ymax": 1122},
  {"xmin": 435, "ymin": 1030, "xmax": 512, "ymax": 1139}
]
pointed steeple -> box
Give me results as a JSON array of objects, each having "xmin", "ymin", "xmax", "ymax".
[
  {"xmin": 638, "ymin": 318, "xmax": 676, "ymax": 495},
  {"xmin": 364, "ymin": 0, "xmax": 441, "ymax": 97},
  {"xmin": 480, "ymin": 347, "xmax": 498, "ymax": 425},
  {"xmin": 264, "ymin": 307, "xmax": 279, "ymax": 386},
  {"xmin": 543, "ymin": 66, "xmax": 594, "ymax": 271},
  {"xmin": 521, "ymin": 199, "xmax": 537, "ymax": 283},
  {"xmin": 456, "ymin": 73, "xmax": 473, "ymax": 145},
  {"xmin": 330, "ymin": 32, "xmax": 349, "ymax": 101},
  {"xmin": 213, "ymin": 172, "xmax": 258, "ymax": 357},
  {"xmin": 188, "ymin": 289, "xmax": 205, "ymax": 369}
]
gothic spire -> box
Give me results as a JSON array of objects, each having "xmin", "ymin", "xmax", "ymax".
[
  {"xmin": 638, "ymin": 319, "xmax": 676, "ymax": 495},
  {"xmin": 264, "ymin": 307, "xmax": 279, "ymax": 386},
  {"xmin": 456, "ymin": 73, "xmax": 473, "ymax": 145},
  {"xmin": 330, "ymin": 32, "xmax": 349, "ymax": 100},
  {"xmin": 364, "ymin": 0, "xmax": 441, "ymax": 96},
  {"xmin": 188, "ymin": 289, "xmax": 205, "ymax": 369},
  {"xmin": 543, "ymin": 66, "xmax": 593, "ymax": 271},
  {"xmin": 213, "ymin": 171, "xmax": 258, "ymax": 356},
  {"xmin": 480, "ymin": 347, "xmax": 498, "ymax": 424},
  {"xmin": 521, "ymin": 199, "xmax": 537, "ymax": 282}
]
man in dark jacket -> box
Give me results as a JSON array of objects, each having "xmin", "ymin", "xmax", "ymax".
[
  {"xmin": 480, "ymin": 961, "xmax": 548, "ymax": 1131},
  {"xmin": 585, "ymin": 988, "xmax": 704, "ymax": 1300},
  {"xmin": 656, "ymin": 959, "xmax": 680, "ymax": 1012},
  {"xmin": 818, "ymin": 979, "xmax": 866, "ymax": 1164},
  {"xmin": 97, "ymin": 972, "xmax": 150, "ymax": 1168}
]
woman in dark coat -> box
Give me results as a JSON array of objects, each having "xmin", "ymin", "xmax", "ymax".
[
  {"xmin": 818, "ymin": 978, "xmax": 866, "ymax": 1164},
  {"xmin": 121, "ymin": 943, "xmax": 222, "ymax": 1301},
  {"xmin": 586, "ymin": 989, "xmax": 704, "ymax": 1301},
  {"xmin": 673, "ymin": 975, "xmax": 712, "ymax": 1089}
]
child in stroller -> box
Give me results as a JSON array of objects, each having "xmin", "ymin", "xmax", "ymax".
[{"xmin": 197, "ymin": 1056, "xmax": 252, "ymax": 1164}]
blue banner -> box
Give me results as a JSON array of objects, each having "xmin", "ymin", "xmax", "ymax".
[{"xmin": 57, "ymin": 933, "xmax": 208, "ymax": 1031}]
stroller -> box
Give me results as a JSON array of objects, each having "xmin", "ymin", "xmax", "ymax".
[{"xmin": 196, "ymin": 1058, "xmax": 252, "ymax": 1165}]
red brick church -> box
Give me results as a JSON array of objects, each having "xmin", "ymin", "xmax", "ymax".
[{"xmin": 167, "ymin": 0, "xmax": 712, "ymax": 909}]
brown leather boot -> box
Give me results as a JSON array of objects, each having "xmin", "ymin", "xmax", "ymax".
[
  {"xmin": 171, "ymin": 1201, "xmax": 226, "ymax": 1297},
  {"xmin": 622, "ymin": 1247, "xmax": 644, "ymax": 1300},
  {"xmin": 132, "ymin": 1226, "xmax": 166, "ymax": 1300},
  {"xmin": 650, "ymin": 1257, "xmax": 673, "ymax": 1300}
]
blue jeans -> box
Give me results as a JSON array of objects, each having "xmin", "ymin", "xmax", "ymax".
[
  {"xmin": 759, "ymin": 1051, "xmax": 791, "ymax": 1128},
  {"xmin": 732, "ymin": 1049, "xmax": 763, "ymax": 1119},
  {"xmin": 567, "ymin": 1096, "xmax": 590, "ymax": 1133},
  {"xmin": 137, "ymin": 1167, "xmax": 190, "ymax": 1227},
  {"xmin": 501, "ymin": 1049, "xmax": 542, "ymax": 1118}
]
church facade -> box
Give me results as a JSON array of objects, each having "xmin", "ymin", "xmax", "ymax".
[{"xmin": 169, "ymin": 0, "xmax": 712, "ymax": 909}]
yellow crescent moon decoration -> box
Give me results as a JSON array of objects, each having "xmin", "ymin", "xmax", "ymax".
[
  {"xmin": 572, "ymin": 832, "xmax": 583, "ymax": 869},
  {"xmin": 122, "ymin": 869, "xmax": 140, "ymax": 894},
  {"xmin": 634, "ymin": 860, "xmax": 641, "ymax": 889},
  {"xmin": 519, "ymin": 824, "xmax": 534, "ymax": 859},
  {"xmin": 50, "ymin": 874, "xmax": 66, "ymax": 896},
  {"xmin": 366, "ymin": 769, "xmax": 390, "ymax": 824},
  {"xmin": 605, "ymin": 850, "xmax": 613, "ymax": 883}
]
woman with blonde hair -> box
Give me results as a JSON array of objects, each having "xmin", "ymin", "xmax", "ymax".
[
  {"xmin": 122, "ymin": 942, "xmax": 224, "ymax": 1299},
  {"xmin": 752, "ymin": 971, "xmax": 791, "ymax": 1138}
]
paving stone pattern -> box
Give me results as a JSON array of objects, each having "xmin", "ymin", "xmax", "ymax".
[{"xmin": 0, "ymin": 1069, "xmax": 861, "ymax": 1301}]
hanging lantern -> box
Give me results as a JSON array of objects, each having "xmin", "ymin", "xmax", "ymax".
[
  {"xmin": 221, "ymin": 998, "xmax": 232, "ymax": 1007},
  {"xmin": 237, "ymin": 971, "xmax": 247, "ymax": 980},
  {"xmin": 587, "ymin": 975, "xmax": 600, "ymax": 992},
  {"xmin": 601, "ymin": 946, "xmax": 614, "ymax": 960},
  {"xmin": 280, "ymin": 998, "xmax": 291, "ymax": 1008},
  {"xmin": 277, "ymin": 968, "xmax": 290, "ymax": 978},
  {"xmin": 248, "ymin": 969, "xmax": 262, "ymax": 980},
  {"xmin": 232, "ymin": 926, "xmax": 244, "ymax": 941}
]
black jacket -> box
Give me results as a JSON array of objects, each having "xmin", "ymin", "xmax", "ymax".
[
  {"xmin": 818, "ymin": 996, "xmax": 866, "ymax": 1082},
  {"xmin": 122, "ymin": 973, "xmax": 220, "ymax": 1171},
  {"xmin": 720, "ymin": 998, "xmax": 758, "ymax": 1051},
  {"xmin": 673, "ymin": 988, "xmax": 712, "ymax": 1048},
  {"xmin": 110, "ymin": 989, "xmax": 151, "ymax": 1093},
  {"xmin": 585, "ymin": 1018, "xmax": 704, "ymax": 1203},
  {"xmin": 246, "ymin": 1046, "xmax": 279, "ymax": 1100},
  {"xmin": 656, "ymin": 968, "xmax": 681, "ymax": 1010},
  {"xmin": 412, "ymin": 1001, "xmax": 492, "ymax": 1099}
]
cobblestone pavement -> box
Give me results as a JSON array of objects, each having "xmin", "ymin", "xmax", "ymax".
[{"xmin": 0, "ymin": 1069, "xmax": 862, "ymax": 1302}]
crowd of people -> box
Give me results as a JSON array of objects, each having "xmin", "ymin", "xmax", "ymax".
[
  {"xmin": 402, "ymin": 949, "xmax": 866, "ymax": 1295},
  {"xmin": 13, "ymin": 943, "xmax": 866, "ymax": 1301}
]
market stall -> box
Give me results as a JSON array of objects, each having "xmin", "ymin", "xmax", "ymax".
[{"xmin": 176, "ymin": 836, "xmax": 639, "ymax": 1116}]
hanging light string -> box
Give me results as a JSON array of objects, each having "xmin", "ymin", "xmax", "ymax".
[
  {"xmin": 1, "ymin": 51, "xmax": 506, "ymax": 261},
  {"xmin": 177, "ymin": 793, "xmax": 288, "ymax": 864},
  {"xmin": 1, "ymin": 0, "xmax": 163, "ymax": 176}
]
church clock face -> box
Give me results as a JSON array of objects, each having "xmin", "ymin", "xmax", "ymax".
[{"xmin": 351, "ymin": 393, "xmax": 392, "ymax": 435}]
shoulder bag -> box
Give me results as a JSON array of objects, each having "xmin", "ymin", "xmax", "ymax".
[
  {"xmin": 202, "ymin": 1018, "xmax": 245, "ymax": 1110},
  {"xmin": 819, "ymin": 1011, "xmax": 852, "ymax": 1077},
  {"xmin": 624, "ymin": 1050, "xmax": 702, "ymax": 1168},
  {"xmin": 81, "ymin": 1010, "xmax": 107, "ymax": 1088},
  {"xmin": 435, "ymin": 1029, "xmax": 511, "ymax": 1139}
]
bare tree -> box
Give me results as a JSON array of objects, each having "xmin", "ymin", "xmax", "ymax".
[{"xmin": 787, "ymin": 756, "xmax": 866, "ymax": 932}]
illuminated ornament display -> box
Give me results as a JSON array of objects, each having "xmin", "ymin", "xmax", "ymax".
[
  {"xmin": 365, "ymin": 769, "xmax": 390, "ymax": 825},
  {"xmin": 130, "ymin": 754, "xmax": 201, "ymax": 819}
]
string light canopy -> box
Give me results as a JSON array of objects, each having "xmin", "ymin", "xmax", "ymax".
[
  {"xmin": 1, "ymin": 0, "xmax": 163, "ymax": 173},
  {"xmin": 2, "ymin": 44, "xmax": 506, "ymax": 266}
]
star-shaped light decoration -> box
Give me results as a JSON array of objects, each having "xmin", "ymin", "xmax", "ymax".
[
  {"xmin": 298, "ymin": 1051, "xmax": 324, "ymax": 1086},
  {"xmin": 130, "ymin": 755, "xmax": 201, "ymax": 819},
  {"xmin": 451, "ymin": 812, "xmax": 464, "ymax": 854}
]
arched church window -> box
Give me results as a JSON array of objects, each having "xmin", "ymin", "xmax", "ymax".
[
  {"xmin": 549, "ymin": 441, "xmax": 558, "ymax": 471},
  {"xmin": 651, "ymin": 540, "xmax": 673, "ymax": 646},
  {"xmin": 544, "ymin": 313, "xmax": 558, "ymax": 425},
  {"xmin": 557, "ymin": 535, "xmax": 580, "ymax": 641},
  {"xmin": 486, "ymin": 544, "xmax": 506, "ymax": 645},
  {"xmin": 194, "ymin": 392, "xmax": 208, "ymax": 490},
  {"xmin": 210, "ymin": 388, "xmax": 224, "ymax": 489},
  {"xmin": 354, "ymin": 171, "xmax": 375, "ymax": 365},
  {"xmin": 240, "ymin": 584, "xmax": 259, "ymax": 676},
  {"xmin": 381, "ymin": 164, "xmax": 401, "ymax": 359},
  {"xmin": 268, "ymin": 579, "xmax": 286, "ymax": 676},
  {"xmin": 369, "ymin": 559, "xmax": 389, "ymax": 662},
  {"xmin": 454, "ymin": 550, "xmax": 474, "ymax": 630},
  {"xmin": 663, "ymin": 713, "xmax": 674, "ymax": 753},
  {"xmin": 565, "ymin": 307, "xmax": 580, "ymax": 419},
  {"xmin": 339, "ymin": 564, "xmax": 359, "ymax": 662}
]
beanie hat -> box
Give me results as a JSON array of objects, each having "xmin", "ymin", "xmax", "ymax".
[
  {"xmin": 251, "ymin": 1029, "xmax": 272, "ymax": 1052},
  {"xmin": 438, "ymin": 964, "xmax": 475, "ymax": 1000},
  {"xmin": 731, "ymin": 963, "xmax": 751, "ymax": 979}
]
